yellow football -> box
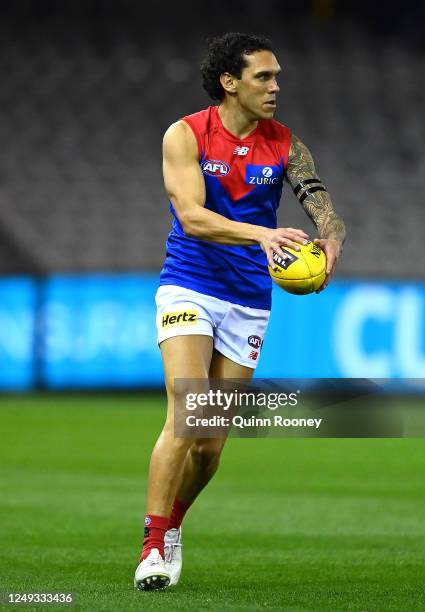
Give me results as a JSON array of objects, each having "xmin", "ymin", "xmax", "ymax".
[{"xmin": 268, "ymin": 241, "xmax": 326, "ymax": 295}]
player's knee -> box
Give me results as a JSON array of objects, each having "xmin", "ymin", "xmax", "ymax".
[
  {"xmin": 190, "ymin": 441, "xmax": 223, "ymax": 470},
  {"xmin": 165, "ymin": 377, "xmax": 196, "ymax": 406}
]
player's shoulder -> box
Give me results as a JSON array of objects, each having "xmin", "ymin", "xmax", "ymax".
[
  {"xmin": 163, "ymin": 118, "xmax": 201, "ymax": 159},
  {"xmin": 163, "ymin": 119, "xmax": 191, "ymax": 139},
  {"xmin": 165, "ymin": 106, "xmax": 216, "ymax": 159},
  {"xmin": 181, "ymin": 105, "xmax": 217, "ymax": 136},
  {"xmin": 258, "ymin": 117, "xmax": 291, "ymax": 142}
]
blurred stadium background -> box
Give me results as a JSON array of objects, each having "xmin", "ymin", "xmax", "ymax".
[
  {"xmin": 1, "ymin": 3, "xmax": 425, "ymax": 609},
  {"xmin": 0, "ymin": 0, "xmax": 425, "ymax": 390},
  {"xmin": 0, "ymin": 0, "xmax": 424, "ymax": 389}
]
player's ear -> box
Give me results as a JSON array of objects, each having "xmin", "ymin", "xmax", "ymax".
[{"xmin": 220, "ymin": 72, "xmax": 238, "ymax": 95}]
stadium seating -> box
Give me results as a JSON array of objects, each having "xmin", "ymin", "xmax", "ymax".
[{"xmin": 0, "ymin": 16, "xmax": 423, "ymax": 277}]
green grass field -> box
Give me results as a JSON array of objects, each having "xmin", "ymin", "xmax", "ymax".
[{"xmin": 1, "ymin": 394, "xmax": 425, "ymax": 611}]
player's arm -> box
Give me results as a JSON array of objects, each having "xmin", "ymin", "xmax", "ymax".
[
  {"xmin": 285, "ymin": 133, "xmax": 346, "ymax": 291},
  {"xmin": 163, "ymin": 121, "xmax": 309, "ymax": 268}
]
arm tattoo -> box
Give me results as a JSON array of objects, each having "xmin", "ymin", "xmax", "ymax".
[{"xmin": 285, "ymin": 134, "xmax": 346, "ymax": 244}]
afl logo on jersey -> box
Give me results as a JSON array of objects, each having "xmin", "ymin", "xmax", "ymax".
[{"xmin": 202, "ymin": 160, "xmax": 230, "ymax": 176}]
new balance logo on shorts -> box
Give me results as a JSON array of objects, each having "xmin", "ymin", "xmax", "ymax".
[
  {"xmin": 162, "ymin": 310, "xmax": 198, "ymax": 328},
  {"xmin": 248, "ymin": 350, "xmax": 259, "ymax": 361}
]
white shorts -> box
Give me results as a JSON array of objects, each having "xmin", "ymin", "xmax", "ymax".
[{"xmin": 155, "ymin": 285, "xmax": 270, "ymax": 369}]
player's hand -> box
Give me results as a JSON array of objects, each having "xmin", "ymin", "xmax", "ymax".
[
  {"xmin": 314, "ymin": 238, "xmax": 342, "ymax": 293},
  {"xmin": 260, "ymin": 227, "xmax": 310, "ymax": 269}
]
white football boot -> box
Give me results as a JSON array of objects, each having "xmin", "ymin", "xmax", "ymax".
[
  {"xmin": 134, "ymin": 548, "xmax": 170, "ymax": 591},
  {"xmin": 164, "ymin": 527, "xmax": 182, "ymax": 586}
]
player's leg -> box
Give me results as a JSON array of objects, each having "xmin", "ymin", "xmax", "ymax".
[
  {"xmin": 171, "ymin": 300, "xmax": 269, "ymax": 513},
  {"xmin": 165, "ymin": 300, "xmax": 268, "ymax": 559},
  {"xmin": 165, "ymin": 351, "xmax": 253, "ymax": 585},
  {"xmin": 135, "ymin": 334, "xmax": 213, "ymax": 590},
  {"xmin": 173, "ymin": 351, "xmax": 253, "ymax": 506},
  {"xmin": 145, "ymin": 334, "xmax": 213, "ymax": 517}
]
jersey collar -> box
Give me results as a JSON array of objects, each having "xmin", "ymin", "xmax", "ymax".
[{"xmin": 214, "ymin": 105, "xmax": 260, "ymax": 143}]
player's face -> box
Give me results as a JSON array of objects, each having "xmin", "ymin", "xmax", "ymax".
[{"xmin": 236, "ymin": 51, "xmax": 281, "ymax": 119}]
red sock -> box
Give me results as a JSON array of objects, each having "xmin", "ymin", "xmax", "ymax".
[
  {"xmin": 140, "ymin": 514, "xmax": 169, "ymax": 561},
  {"xmin": 168, "ymin": 497, "xmax": 192, "ymax": 530}
]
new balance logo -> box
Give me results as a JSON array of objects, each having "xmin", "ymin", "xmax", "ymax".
[
  {"xmin": 233, "ymin": 146, "xmax": 250, "ymax": 156},
  {"xmin": 248, "ymin": 350, "xmax": 259, "ymax": 361}
]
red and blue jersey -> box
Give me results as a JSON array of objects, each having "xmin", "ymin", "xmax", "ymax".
[{"xmin": 159, "ymin": 105, "xmax": 291, "ymax": 310}]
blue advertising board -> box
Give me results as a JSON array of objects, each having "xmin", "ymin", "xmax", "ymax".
[
  {"xmin": 257, "ymin": 281, "xmax": 425, "ymax": 378},
  {"xmin": 40, "ymin": 275, "xmax": 163, "ymax": 388},
  {"xmin": 0, "ymin": 278, "xmax": 36, "ymax": 390},
  {"xmin": 0, "ymin": 276, "xmax": 424, "ymax": 390}
]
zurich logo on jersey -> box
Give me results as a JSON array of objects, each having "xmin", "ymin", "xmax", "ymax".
[
  {"xmin": 202, "ymin": 160, "xmax": 230, "ymax": 176},
  {"xmin": 246, "ymin": 165, "xmax": 281, "ymax": 185}
]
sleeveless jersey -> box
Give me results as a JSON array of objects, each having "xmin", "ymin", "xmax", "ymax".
[{"xmin": 159, "ymin": 105, "xmax": 291, "ymax": 310}]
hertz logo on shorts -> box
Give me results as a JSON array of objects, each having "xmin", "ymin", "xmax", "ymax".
[{"xmin": 162, "ymin": 310, "xmax": 198, "ymax": 328}]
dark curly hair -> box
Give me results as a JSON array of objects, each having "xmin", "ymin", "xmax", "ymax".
[{"xmin": 200, "ymin": 32, "xmax": 274, "ymax": 101}]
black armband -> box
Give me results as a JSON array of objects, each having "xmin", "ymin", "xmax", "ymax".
[
  {"xmin": 293, "ymin": 178, "xmax": 327, "ymax": 203},
  {"xmin": 299, "ymin": 185, "xmax": 327, "ymax": 203},
  {"xmin": 293, "ymin": 178, "xmax": 322, "ymax": 195}
]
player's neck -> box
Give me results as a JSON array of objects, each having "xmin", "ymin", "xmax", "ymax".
[{"xmin": 218, "ymin": 103, "xmax": 258, "ymax": 140}]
